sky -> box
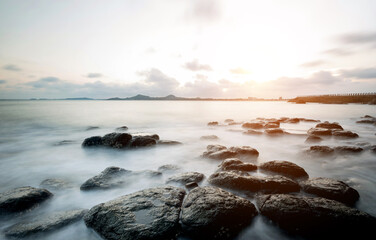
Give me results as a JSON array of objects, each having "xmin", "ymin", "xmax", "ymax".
[{"xmin": 0, "ymin": 0, "xmax": 376, "ymax": 99}]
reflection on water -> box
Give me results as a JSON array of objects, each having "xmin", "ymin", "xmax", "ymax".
[{"xmin": 0, "ymin": 100, "xmax": 375, "ymax": 239}]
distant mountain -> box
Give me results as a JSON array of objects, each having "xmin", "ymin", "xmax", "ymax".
[
  {"xmin": 108, "ymin": 94, "xmax": 186, "ymax": 100},
  {"xmin": 64, "ymin": 97, "xmax": 94, "ymax": 100}
]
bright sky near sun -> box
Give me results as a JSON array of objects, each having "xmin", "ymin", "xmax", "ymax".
[{"xmin": 0, "ymin": 0, "xmax": 375, "ymax": 98}]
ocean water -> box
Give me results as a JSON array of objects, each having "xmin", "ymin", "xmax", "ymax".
[{"xmin": 0, "ymin": 100, "xmax": 375, "ymax": 240}]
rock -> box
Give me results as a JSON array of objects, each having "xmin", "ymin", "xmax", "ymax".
[
  {"xmin": 0, "ymin": 187, "xmax": 52, "ymax": 214},
  {"xmin": 132, "ymin": 133, "xmax": 160, "ymax": 141},
  {"xmin": 40, "ymin": 179, "xmax": 73, "ymax": 190},
  {"xmin": 185, "ymin": 182, "xmax": 198, "ymax": 190},
  {"xmin": 84, "ymin": 187, "xmax": 185, "ymax": 240},
  {"xmin": 332, "ymin": 130, "xmax": 359, "ymax": 139},
  {"xmin": 208, "ymin": 121, "xmax": 219, "ymax": 126},
  {"xmin": 301, "ymin": 177, "xmax": 359, "ymax": 205},
  {"xmin": 256, "ymin": 194, "xmax": 376, "ymax": 238},
  {"xmin": 363, "ymin": 115, "xmax": 375, "ymax": 118},
  {"xmin": 53, "ymin": 140, "xmax": 75, "ymax": 146},
  {"xmin": 86, "ymin": 126, "xmax": 99, "ymax": 131},
  {"xmin": 4, "ymin": 209, "xmax": 87, "ymax": 238},
  {"xmin": 82, "ymin": 136, "xmax": 103, "ymax": 147},
  {"xmin": 307, "ymin": 146, "xmax": 334, "ymax": 155},
  {"xmin": 116, "ymin": 126, "xmax": 128, "ymax": 131},
  {"xmin": 204, "ymin": 149, "xmax": 238, "ymax": 160},
  {"xmin": 286, "ymin": 118, "xmax": 300, "ymax": 123},
  {"xmin": 200, "ymin": 135, "xmax": 219, "ymax": 140},
  {"xmin": 299, "ymin": 118, "xmax": 320, "ymax": 122},
  {"xmin": 305, "ymin": 135, "xmax": 323, "ymax": 143},
  {"xmin": 102, "ymin": 132, "xmax": 133, "ymax": 148},
  {"xmin": 259, "ymin": 160, "xmax": 309, "ymax": 180},
  {"xmin": 80, "ymin": 167, "xmax": 131, "ymax": 191},
  {"xmin": 224, "ymin": 119, "xmax": 234, "ymax": 123},
  {"xmin": 228, "ymin": 121, "xmax": 242, "ymax": 125},
  {"xmin": 356, "ymin": 119, "xmax": 376, "ymax": 124},
  {"xmin": 208, "ymin": 171, "xmax": 300, "ymax": 193},
  {"xmin": 334, "ymin": 146, "xmax": 363, "ymax": 154},
  {"xmin": 157, "ymin": 140, "xmax": 182, "ymax": 145},
  {"xmin": 228, "ymin": 146, "xmax": 259, "ymax": 158},
  {"xmin": 264, "ymin": 123, "xmax": 280, "ymax": 128},
  {"xmin": 206, "ymin": 144, "xmax": 227, "ymax": 152},
  {"xmin": 242, "ymin": 122, "xmax": 264, "ymax": 129},
  {"xmin": 265, "ymin": 128, "xmax": 285, "ymax": 135},
  {"xmin": 307, "ymin": 128, "xmax": 332, "ymax": 136},
  {"xmin": 243, "ymin": 129, "xmax": 263, "ymax": 135},
  {"xmin": 316, "ymin": 121, "xmax": 343, "ymax": 130},
  {"xmin": 219, "ymin": 158, "xmax": 257, "ymax": 172},
  {"xmin": 166, "ymin": 172, "xmax": 205, "ymax": 185},
  {"xmin": 371, "ymin": 145, "xmax": 376, "ymax": 153},
  {"xmin": 181, "ymin": 186, "xmax": 257, "ymax": 239},
  {"xmin": 157, "ymin": 164, "xmax": 180, "ymax": 172},
  {"xmin": 130, "ymin": 137, "xmax": 157, "ymax": 148}
]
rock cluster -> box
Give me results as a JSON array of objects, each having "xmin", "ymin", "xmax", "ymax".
[{"xmin": 307, "ymin": 121, "xmax": 359, "ymax": 139}]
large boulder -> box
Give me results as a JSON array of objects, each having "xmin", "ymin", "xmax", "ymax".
[
  {"xmin": 228, "ymin": 146, "xmax": 259, "ymax": 158},
  {"xmin": 300, "ymin": 177, "xmax": 359, "ymax": 205},
  {"xmin": 181, "ymin": 186, "xmax": 257, "ymax": 239},
  {"xmin": 82, "ymin": 133, "xmax": 159, "ymax": 149},
  {"xmin": 259, "ymin": 160, "xmax": 309, "ymax": 180},
  {"xmin": 166, "ymin": 172, "xmax": 205, "ymax": 185},
  {"xmin": 4, "ymin": 209, "xmax": 87, "ymax": 238},
  {"xmin": 315, "ymin": 121, "xmax": 343, "ymax": 130},
  {"xmin": 84, "ymin": 187, "xmax": 185, "ymax": 240},
  {"xmin": 219, "ymin": 158, "xmax": 257, "ymax": 172},
  {"xmin": 82, "ymin": 136, "xmax": 103, "ymax": 147},
  {"xmin": 130, "ymin": 137, "xmax": 157, "ymax": 148},
  {"xmin": 256, "ymin": 194, "xmax": 376, "ymax": 238},
  {"xmin": 208, "ymin": 171, "xmax": 300, "ymax": 194},
  {"xmin": 102, "ymin": 133, "xmax": 133, "ymax": 148},
  {"xmin": 0, "ymin": 187, "xmax": 52, "ymax": 214}
]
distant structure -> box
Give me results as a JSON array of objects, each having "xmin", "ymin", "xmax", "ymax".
[{"xmin": 289, "ymin": 92, "xmax": 376, "ymax": 105}]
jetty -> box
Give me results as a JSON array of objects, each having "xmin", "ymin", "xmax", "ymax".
[{"xmin": 289, "ymin": 93, "xmax": 376, "ymax": 104}]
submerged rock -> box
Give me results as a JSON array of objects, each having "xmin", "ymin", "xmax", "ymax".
[
  {"xmin": 166, "ymin": 172, "xmax": 205, "ymax": 185},
  {"xmin": 243, "ymin": 129, "xmax": 263, "ymax": 135},
  {"xmin": 265, "ymin": 128, "xmax": 285, "ymax": 135},
  {"xmin": 131, "ymin": 133, "xmax": 160, "ymax": 141},
  {"xmin": 0, "ymin": 187, "xmax": 52, "ymax": 214},
  {"xmin": 307, "ymin": 146, "xmax": 335, "ymax": 155},
  {"xmin": 285, "ymin": 118, "xmax": 300, "ymax": 123},
  {"xmin": 82, "ymin": 136, "xmax": 103, "ymax": 147},
  {"xmin": 259, "ymin": 160, "xmax": 309, "ymax": 180},
  {"xmin": 84, "ymin": 186, "xmax": 185, "ymax": 240},
  {"xmin": 207, "ymin": 121, "xmax": 219, "ymax": 126},
  {"xmin": 130, "ymin": 136, "xmax": 157, "ymax": 148},
  {"xmin": 53, "ymin": 140, "xmax": 75, "ymax": 146},
  {"xmin": 181, "ymin": 186, "xmax": 257, "ymax": 239},
  {"xmin": 116, "ymin": 126, "xmax": 128, "ymax": 131},
  {"xmin": 316, "ymin": 121, "xmax": 343, "ymax": 130},
  {"xmin": 157, "ymin": 164, "xmax": 180, "ymax": 172},
  {"xmin": 86, "ymin": 126, "xmax": 100, "ymax": 131},
  {"xmin": 219, "ymin": 158, "xmax": 257, "ymax": 172},
  {"xmin": 356, "ymin": 119, "xmax": 376, "ymax": 124},
  {"xmin": 208, "ymin": 171, "xmax": 300, "ymax": 193},
  {"xmin": 224, "ymin": 119, "xmax": 234, "ymax": 123},
  {"xmin": 80, "ymin": 167, "xmax": 131, "ymax": 191},
  {"xmin": 40, "ymin": 178, "xmax": 73, "ymax": 190},
  {"xmin": 157, "ymin": 140, "xmax": 182, "ymax": 145},
  {"xmin": 371, "ymin": 145, "xmax": 376, "ymax": 154},
  {"xmin": 308, "ymin": 128, "xmax": 332, "ymax": 136},
  {"xmin": 200, "ymin": 135, "xmax": 219, "ymax": 140},
  {"xmin": 82, "ymin": 133, "xmax": 160, "ymax": 149},
  {"xmin": 102, "ymin": 132, "xmax": 133, "ymax": 148},
  {"xmin": 305, "ymin": 135, "xmax": 323, "ymax": 143},
  {"xmin": 264, "ymin": 122, "xmax": 280, "ymax": 128},
  {"xmin": 256, "ymin": 194, "xmax": 376, "ymax": 238},
  {"xmin": 334, "ymin": 146, "xmax": 363, "ymax": 154},
  {"xmin": 301, "ymin": 177, "xmax": 359, "ymax": 205},
  {"xmin": 332, "ymin": 130, "xmax": 359, "ymax": 139},
  {"xmin": 4, "ymin": 209, "xmax": 87, "ymax": 238},
  {"xmin": 242, "ymin": 122, "xmax": 264, "ymax": 129}
]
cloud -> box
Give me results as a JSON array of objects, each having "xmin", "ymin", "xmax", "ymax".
[
  {"xmin": 86, "ymin": 73, "xmax": 103, "ymax": 78},
  {"xmin": 300, "ymin": 60, "xmax": 326, "ymax": 68},
  {"xmin": 0, "ymin": 80, "xmax": 6, "ymax": 84},
  {"xmin": 185, "ymin": 0, "xmax": 222, "ymax": 23},
  {"xmin": 322, "ymin": 48, "xmax": 352, "ymax": 56},
  {"xmin": 3, "ymin": 64, "xmax": 22, "ymax": 71},
  {"xmin": 339, "ymin": 67, "xmax": 376, "ymax": 79},
  {"xmin": 230, "ymin": 68, "xmax": 250, "ymax": 74},
  {"xmin": 339, "ymin": 32, "xmax": 376, "ymax": 44},
  {"xmin": 183, "ymin": 59, "xmax": 213, "ymax": 71}
]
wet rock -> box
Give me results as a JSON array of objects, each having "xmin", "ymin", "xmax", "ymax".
[
  {"xmin": 102, "ymin": 132, "xmax": 133, "ymax": 148},
  {"xmin": 219, "ymin": 158, "xmax": 257, "ymax": 172},
  {"xmin": 315, "ymin": 121, "xmax": 343, "ymax": 130},
  {"xmin": 116, "ymin": 126, "xmax": 128, "ymax": 131},
  {"xmin": 157, "ymin": 140, "xmax": 182, "ymax": 145},
  {"xmin": 0, "ymin": 187, "xmax": 52, "ymax": 214},
  {"xmin": 200, "ymin": 135, "xmax": 219, "ymax": 140},
  {"xmin": 181, "ymin": 186, "xmax": 257, "ymax": 239},
  {"xmin": 166, "ymin": 172, "xmax": 205, "ymax": 185},
  {"xmin": 157, "ymin": 164, "xmax": 180, "ymax": 172},
  {"xmin": 301, "ymin": 177, "xmax": 359, "ymax": 205},
  {"xmin": 259, "ymin": 160, "xmax": 309, "ymax": 180},
  {"xmin": 371, "ymin": 145, "xmax": 376, "ymax": 153},
  {"xmin": 228, "ymin": 146, "xmax": 259, "ymax": 158},
  {"xmin": 185, "ymin": 182, "xmax": 198, "ymax": 190},
  {"xmin": 208, "ymin": 171, "xmax": 300, "ymax": 193},
  {"xmin": 305, "ymin": 135, "xmax": 323, "ymax": 143},
  {"xmin": 82, "ymin": 136, "xmax": 103, "ymax": 147},
  {"xmin": 242, "ymin": 122, "xmax": 264, "ymax": 129},
  {"xmin": 132, "ymin": 133, "xmax": 160, "ymax": 141},
  {"xmin": 86, "ymin": 126, "xmax": 99, "ymax": 131},
  {"xmin": 298, "ymin": 118, "xmax": 320, "ymax": 122},
  {"xmin": 256, "ymin": 194, "xmax": 376, "ymax": 238},
  {"xmin": 40, "ymin": 179, "xmax": 73, "ymax": 190},
  {"xmin": 243, "ymin": 129, "xmax": 263, "ymax": 135},
  {"xmin": 4, "ymin": 209, "xmax": 87, "ymax": 238},
  {"xmin": 208, "ymin": 121, "xmax": 219, "ymax": 126},
  {"xmin": 363, "ymin": 115, "xmax": 375, "ymax": 118},
  {"xmin": 356, "ymin": 119, "xmax": 376, "ymax": 124},
  {"xmin": 130, "ymin": 136, "xmax": 157, "ymax": 148},
  {"xmin": 80, "ymin": 167, "xmax": 131, "ymax": 191},
  {"xmin": 265, "ymin": 128, "xmax": 285, "ymax": 135},
  {"xmin": 84, "ymin": 186, "xmax": 185, "ymax": 240},
  {"xmin": 307, "ymin": 128, "xmax": 332, "ymax": 136},
  {"xmin": 334, "ymin": 146, "xmax": 363, "ymax": 154},
  {"xmin": 332, "ymin": 130, "xmax": 359, "ymax": 139},
  {"xmin": 264, "ymin": 123, "xmax": 280, "ymax": 128},
  {"xmin": 205, "ymin": 149, "xmax": 238, "ymax": 160},
  {"xmin": 307, "ymin": 145, "xmax": 334, "ymax": 155},
  {"xmin": 286, "ymin": 118, "xmax": 300, "ymax": 123}
]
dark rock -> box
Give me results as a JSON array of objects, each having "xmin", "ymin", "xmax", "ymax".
[
  {"xmin": 200, "ymin": 135, "xmax": 219, "ymax": 140},
  {"xmin": 229, "ymin": 146, "xmax": 259, "ymax": 158},
  {"xmin": 299, "ymin": 118, "xmax": 320, "ymax": 122},
  {"xmin": 80, "ymin": 167, "xmax": 131, "ymax": 191},
  {"xmin": 82, "ymin": 136, "xmax": 103, "ymax": 147},
  {"xmin": 356, "ymin": 119, "xmax": 376, "ymax": 124},
  {"xmin": 4, "ymin": 209, "xmax": 87, "ymax": 238},
  {"xmin": 301, "ymin": 177, "xmax": 359, "ymax": 205},
  {"xmin": 84, "ymin": 187, "xmax": 185, "ymax": 240},
  {"xmin": 259, "ymin": 160, "xmax": 309, "ymax": 180},
  {"xmin": 219, "ymin": 158, "xmax": 257, "ymax": 172},
  {"xmin": 264, "ymin": 123, "xmax": 280, "ymax": 128},
  {"xmin": 130, "ymin": 137, "xmax": 157, "ymax": 148},
  {"xmin": 181, "ymin": 186, "xmax": 257, "ymax": 239},
  {"xmin": 256, "ymin": 194, "xmax": 376, "ymax": 238},
  {"xmin": 0, "ymin": 187, "xmax": 52, "ymax": 214},
  {"xmin": 166, "ymin": 172, "xmax": 205, "ymax": 185},
  {"xmin": 243, "ymin": 129, "xmax": 263, "ymax": 135},
  {"xmin": 371, "ymin": 145, "xmax": 376, "ymax": 153},
  {"xmin": 307, "ymin": 128, "xmax": 332, "ymax": 136},
  {"xmin": 307, "ymin": 146, "xmax": 334, "ymax": 155},
  {"xmin": 116, "ymin": 126, "xmax": 128, "ymax": 131},
  {"xmin": 363, "ymin": 115, "xmax": 375, "ymax": 118},
  {"xmin": 316, "ymin": 121, "xmax": 343, "ymax": 130},
  {"xmin": 204, "ymin": 149, "xmax": 237, "ymax": 160},
  {"xmin": 86, "ymin": 126, "xmax": 100, "ymax": 131},
  {"xmin": 265, "ymin": 128, "xmax": 285, "ymax": 135},
  {"xmin": 157, "ymin": 164, "xmax": 180, "ymax": 172},
  {"xmin": 185, "ymin": 182, "xmax": 198, "ymax": 190},
  {"xmin": 102, "ymin": 132, "xmax": 133, "ymax": 148},
  {"xmin": 334, "ymin": 146, "xmax": 363, "ymax": 154},
  {"xmin": 332, "ymin": 130, "xmax": 359, "ymax": 138},
  {"xmin": 40, "ymin": 179, "xmax": 73, "ymax": 190},
  {"xmin": 242, "ymin": 122, "xmax": 264, "ymax": 129},
  {"xmin": 208, "ymin": 121, "xmax": 219, "ymax": 126},
  {"xmin": 132, "ymin": 133, "xmax": 159, "ymax": 141},
  {"xmin": 157, "ymin": 140, "xmax": 182, "ymax": 145},
  {"xmin": 305, "ymin": 135, "xmax": 323, "ymax": 143},
  {"xmin": 208, "ymin": 171, "xmax": 300, "ymax": 193},
  {"xmin": 286, "ymin": 118, "xmax": 300, "ymax": 123}
]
